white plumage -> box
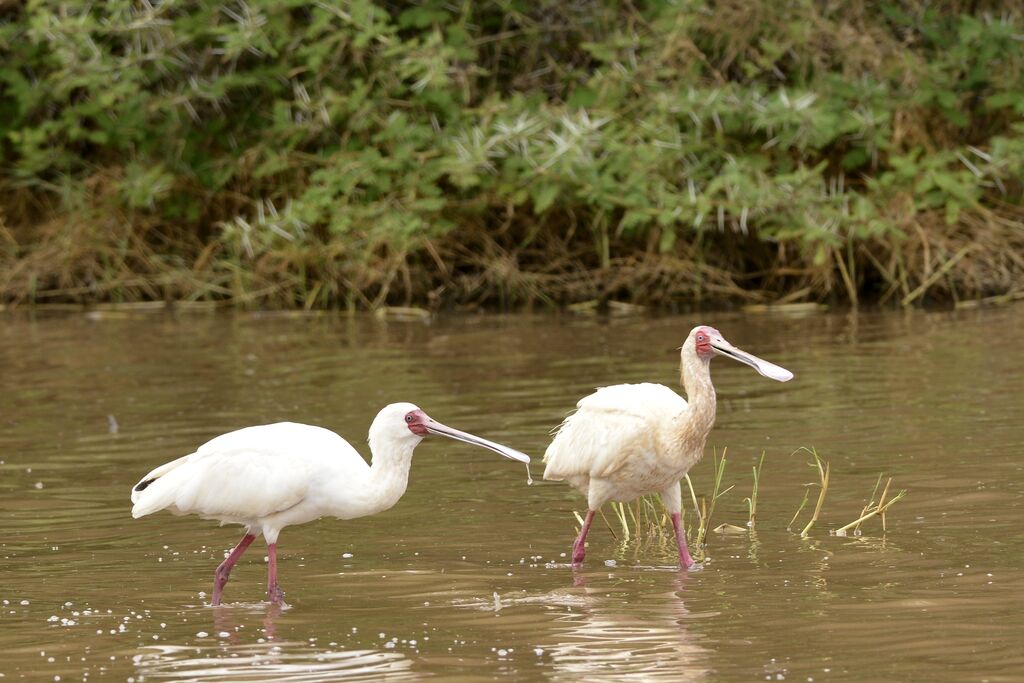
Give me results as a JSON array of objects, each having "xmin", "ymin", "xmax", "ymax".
[
  {"xmin": 133, "ymin": 423, "xmax": 383, "ymax": 536},
  {"xmin": 543, "ymin": 325, "xmax": 792, "ymax": 569},
  {"xmin": 544, "ymin": 383, "xmax": 688, "ymax": 500},
  {"xmin": 131, "ymin": 403, "xmax": 530, "ymax": 605}
]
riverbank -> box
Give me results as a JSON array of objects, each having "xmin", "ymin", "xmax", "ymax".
[
  {"xmin": 2, "ymin": 2, "xmax": 1023, "ymax": 310},
  {"xmin": 3, "ymin": 210, "xmax": 1022, "ymax": 311}
]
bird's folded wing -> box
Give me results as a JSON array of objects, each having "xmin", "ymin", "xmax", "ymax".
[
  {"xmin": 132, "ymin": 448, "xmax": 312, "ymax": 519},
  {"xmin": 576, "ymin": 383, "xmax": 686, "ymax": 417},
  {"xmin": 131, "ymin": 422, "xmax": 366, "ymax": 520},
  {"xmin": 544, "ymin": 383, "xmax": 686, "ymax": 480}
]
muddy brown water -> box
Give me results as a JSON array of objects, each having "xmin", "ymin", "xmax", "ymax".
[{"xmin": 1, "ymin": 308, "xmax": 1022, "ymax": 682}]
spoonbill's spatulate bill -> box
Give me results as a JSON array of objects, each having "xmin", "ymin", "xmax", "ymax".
[
  {"xmin": 130, "ymin": 403, "xmax": 530, "ymax": 605},
  {"xmin": 542, "ymin": 326, "xmax": 792, "ymax": 569}
]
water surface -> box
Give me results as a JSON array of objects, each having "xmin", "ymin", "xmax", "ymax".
[{"xmin": 1, "ymin": 308, "xmax": 1022, "ymax": 681}]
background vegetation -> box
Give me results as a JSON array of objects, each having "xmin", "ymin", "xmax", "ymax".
[{"xmin": 2, "ymin": 0, "xmax": 1023, "ymax": 309}]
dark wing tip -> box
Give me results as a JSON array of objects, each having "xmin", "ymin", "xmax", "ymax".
[{"xmin": 133, "ymin": 478, "xmax": 155, "ymax": 493}]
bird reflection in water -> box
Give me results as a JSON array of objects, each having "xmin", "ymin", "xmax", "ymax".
[
  {"xmin": 133, "ymin": 602, "xmax": 414, "ymax": 682},
  {"xmin": 456, "ymin": 569, "xmax": 712, "ymax": 681},
  {"xmin": 541, "ymin": 570, "xmax": 711, "ymax": 682},
  {"xmin": 210, "ymin": 600, "xmax": 285, "ymax": 644}
]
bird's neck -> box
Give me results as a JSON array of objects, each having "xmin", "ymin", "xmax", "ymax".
[
  {"xmin": 672, "ymin": 348, "xmax": 717, "ymax": 453},
  {"xmin": 361, "ymin": 438, "xmax": 418, "ymax": 516}
]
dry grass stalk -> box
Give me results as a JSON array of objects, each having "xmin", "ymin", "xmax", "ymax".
[
  {"xmin": 836, "ymin": 476, "xmax": 907, "ymax": 535},
  {"xmin": 4, "ymin": 199, "xmax": 1024, "ymax": 309},
  {"xmin": 852, "ymin": 474, "xmax": 885, "ymax": 534},
  {"xmin": 566, "ymin": 446, "xmax": 912, "ymax": 561},
  {"xmin": 796, "ymin": 447, "xmax": 830, "ymax": 538}
]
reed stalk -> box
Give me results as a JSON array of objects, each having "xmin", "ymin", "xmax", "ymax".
[
  {"xmin": 692, "ymin": 448, "xmax": 733, "ymax": 553},
  {"xmin": 789, "ymin": 489, "xmax": 810, "ymax": 531},
  {"xmin": 836, "ymin": 477, "xmax": 906, "ymax": 535},
  {"xmin": 744, "ymin": 451, "xmax": 765, "ymax": 529},
  {"xmin": 792, "ymin": 447, "xmax": 830, "ymax": 538}
]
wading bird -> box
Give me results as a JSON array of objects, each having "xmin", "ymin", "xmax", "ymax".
[
  {"xmin": 131, "ymin": 403, "xmax": 530, "ymax": 605},
  {"xmin": 543, "ymin": 326, "xmax": 792, "ymax": 569}
]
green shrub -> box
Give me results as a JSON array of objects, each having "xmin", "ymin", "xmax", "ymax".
[{"xmin": 1, "ymin": 1, "xmax": 1022, "ymax": 307}]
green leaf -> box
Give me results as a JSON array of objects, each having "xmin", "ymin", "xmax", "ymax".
[
  {"xmin": 398, "ymin": 6, "xmax": 450, "ymax": 29},
  {"xmin": 532, "ymin": 184, "xmax": 559, "ymax": 214},
  {"xmin": 985, "ymin": 92, "xmax": 1020, "ymax": 110},
  {"xmin": 659, "ymin": 228, "xmax": 677, "ymax": 253},
  {"xmin": 945, "ymin": 200, "xmax": 961, "ymax": 225},
  {"xmin": 581, "ymin": 41, "xmax": 617, "ymax": 62},
  {"xmin": 619, "ymin": 209, "xmax": 650, "ymax": 233},
  {"xmin": 842, "ymin": 148, "xmax": 870, "ymax": 170},
  {"xmin": 567, "ymin": 87, "xmax": 597, "ymax": 109}
]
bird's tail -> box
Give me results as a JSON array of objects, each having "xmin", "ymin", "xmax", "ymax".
[{"xmin": 130, "ymin": 454, "xmax": 191, "ymax": 517}]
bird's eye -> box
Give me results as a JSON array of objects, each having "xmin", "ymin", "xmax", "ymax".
[
  {"xmin": 405, "ymin": 414, "xmax": 413, "ymax": 423},
  {"xmin": 697, "ymin": 335, "xmax": 705, "ymax": 342}
]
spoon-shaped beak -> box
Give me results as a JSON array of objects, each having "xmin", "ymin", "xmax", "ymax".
[
  {"xmin": 424, "ymin": 419, "xmax": 531, "ymax": 463},
  {"xmin": 710, "ymin": 336, "xmax": 793, "ymax": 382}
]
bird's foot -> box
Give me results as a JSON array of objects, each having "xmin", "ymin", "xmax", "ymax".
[
  {"xmin": 211, "ymin": 569, "xmax": 231, "ymax": 606},
  {"xmin": 268, "ymin": 584, "xmax": 286, "ymax": 605},
  {"xmin": 571, "ymin": 544, "xmax": 586, "ymax": 567}
]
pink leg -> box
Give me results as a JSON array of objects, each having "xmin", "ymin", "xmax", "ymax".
[
  {"xmin": 670, "ymin": 512, "xmax": 696, "ymax": 569},
  {"xmin": 572, "ymin": 510, "xmax": 596, "ymax": 567},
  {"xmin": 212, "ymin": 533, "xmax": 256, "ymax": 606},
  {"xmin": 267, "ymin": 543, "xmax": 285, "ymax": 604}
]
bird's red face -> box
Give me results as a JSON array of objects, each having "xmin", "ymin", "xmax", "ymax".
[
  {"xmin": 404, "ymin": 409, "xmax": 430, "ymax": 436},
  {"xmin": 694, "ymin": 326, "xmax": 719, "ymax": 359},
  {"xmin": 688, "ymin": 325, "xmax": 794, "ymax": 382}
]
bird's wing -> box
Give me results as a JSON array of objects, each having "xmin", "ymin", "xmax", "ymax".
[
  {"xmin": 543, "ymin": 383, "xmax": 687, "ymax": 481},
  {"xmin": 130, "ymin": 422, "xmax": 365, "ymax": 520},
  {"xmin": 574, "ymin": 383, "xmax": 687, "ymax": 418}
]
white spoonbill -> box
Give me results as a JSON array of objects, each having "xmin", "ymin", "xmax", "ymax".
[
  {"xmin": 130, "ymin": 403, "xmax": 530, "ymax": 605},
  {"xmin": 543, "ymin": 326, "xmax": 792, "ymax": 569}
]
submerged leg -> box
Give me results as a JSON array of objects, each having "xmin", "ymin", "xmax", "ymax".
[
  {"xmin": 660, "ymin": 483, "xmax": 695, "ymax": 570},
  {"xmin": 212, "ymin": 533, "xmax": 256, "ymax": 606},
  {"xmin": 266, "ymin": 543, "xmax": 285, "ymax": 604},
  {"xmin": 572, "ymin": 510, "xmax": 596, "ymax": 567},
  {"xmin": 670, "ymin": 512, "xmax": 695, "ymax": 570}
]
